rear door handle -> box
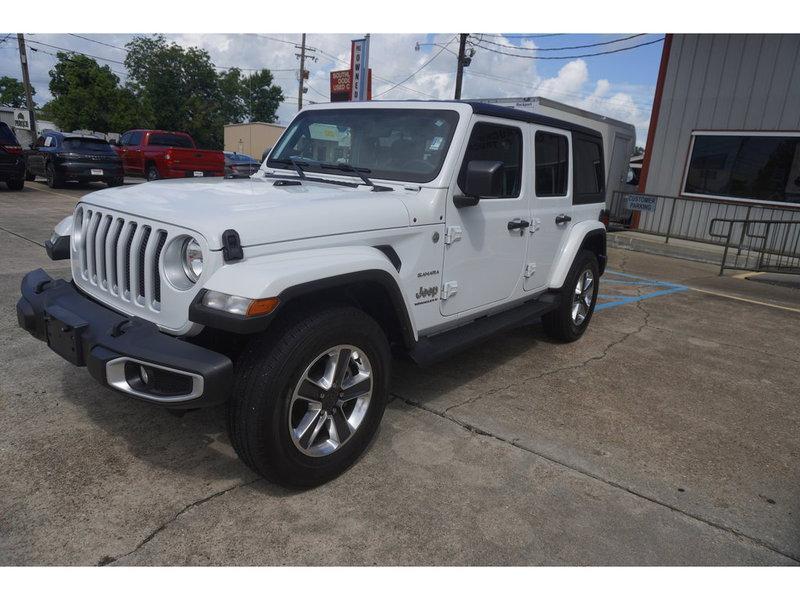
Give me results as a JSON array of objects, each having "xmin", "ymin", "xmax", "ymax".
[
  {"xmin": 507, "ymin": 218, "xmax": 531, "ymax": 231},
  {"xmin": 555, "ymin": 214, "xmax": 572, "ymax": 225}
]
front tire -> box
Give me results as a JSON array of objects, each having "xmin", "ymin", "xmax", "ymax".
[
  {"xmin": 542, "ymin": 250, "xmax": 600, "ymax": 342},
  {"xmin": 228, "ymin": 306, "xmax": 391, "ymax": 487}
]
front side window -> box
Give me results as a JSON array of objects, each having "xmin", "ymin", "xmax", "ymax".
[
  {"xmin": 535, "ymin": 131, "xmax": 569, "ymax": 197},
  {"xmin": 0, "ymin": 123, "xmax": 18, "ymax": 145},
  {"xmin": 269, "ymin": 108, "xmax": 460, "ymax": 184},
  {"xmin": 458, "ymin": 122, "xmax": 523, "ymax": 198},
  {"xmin": 573, "ymin": 134, "xmax": 605, "ymax": 204},
  {"xmin": 127, "ymin": 131, "xmax": 142, "ymax": 145},
  {"xmin": 683, "ymin": 133, "xmax": 800, "ymax": 204}
]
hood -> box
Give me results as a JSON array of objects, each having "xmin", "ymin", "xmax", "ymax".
[{"xmin": 79, "ymin": 176, "xmax": 413, "ymax": 249}]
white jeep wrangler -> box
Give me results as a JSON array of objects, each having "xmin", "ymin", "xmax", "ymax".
[{"xmin": 18, "ymin": 101, "xmax": 607, "ymax": 487}]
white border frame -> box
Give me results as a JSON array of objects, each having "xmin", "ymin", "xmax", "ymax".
[{"xmin": 680, "ymin": 130, "xmax": 800, "ymax": 208}]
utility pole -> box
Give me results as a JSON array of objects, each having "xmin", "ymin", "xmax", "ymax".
[
  {"xmin": 16, "ymin": 34, "xmax": 37, "ymax": 138},
  {"xmin": 297, "ymin": 33, "xmax": 307, "ymax": 111},
  {"xmin": 454, "ymin": 33, "xmax": 468, "ymax": 100}
]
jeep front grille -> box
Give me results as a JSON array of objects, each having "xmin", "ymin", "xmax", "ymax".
[{"xmin": 76, "ymin": 208, "xmax": 169, "ymax": 312}]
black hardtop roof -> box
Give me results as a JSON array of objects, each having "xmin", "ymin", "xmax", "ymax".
[{"xmin": 464, "ymin": 102, "xmax": 602, "ymax": 139}]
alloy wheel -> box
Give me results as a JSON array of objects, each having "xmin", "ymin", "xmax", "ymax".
[
  {"xmin": 571, "ymin": 269, "xmax": 595, "ymax": 326},
  {"xmin": 288, "ymin": 345, "xmax": 373, "ymax": 457}
]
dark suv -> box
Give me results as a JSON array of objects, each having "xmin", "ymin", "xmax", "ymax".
[
  {"xmin": 25, "ymin": 131, "xmax": 124, "ymax": 188},
  {"xmin": 0, "ymin": 123, "xmax": 25, "ymax": 191}
]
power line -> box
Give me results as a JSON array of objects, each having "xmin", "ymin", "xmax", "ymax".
[
  {"xmin": 28, "ymin": 45, "xmax": 128, "ymax": 77},
  {"xmin": 472, "ymin": 33, "xmax": 646, "ymax": 51},
  {"xmin": 26, "ymin": 38, "xmax": 127, "ymax": 64},
  {"xmin": 472, "ymin": 36, "xmax": 665, "ymax": 60},
  {"xmin": 373, "ymin": 35, "xmax": 457, "ymax": 98},
  {"xmin": 68, "ymin": 33, "xmax": 127, "ymax": 52}
]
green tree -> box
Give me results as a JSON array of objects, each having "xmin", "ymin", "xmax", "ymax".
[
  {"xmin": 125, "ymin": 35, "xmax": 224, "ymax": 148},
  {"xmin": 0, "ymin": 76, "xmax": 35, "ymax": 108},
  {"xmin": 241, "ymin": 69, "xmax": 283, "ymax": 123},
  {"xmin": 46, "ymin": 52, "xmax": 139, "ymax": 133},
  {"xmin": 218, "ymin": 67, "xmax": 247, "ymax": 125}
]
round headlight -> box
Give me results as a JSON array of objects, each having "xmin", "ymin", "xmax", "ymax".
[{"xmin": 181, "ymin": 237, "xmax": 203, "ymax": 282}]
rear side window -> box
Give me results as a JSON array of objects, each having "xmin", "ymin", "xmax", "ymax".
[
  {"xmin": 458, "ymin": 122, "xmax": 523, "ymax": 198},
  {"xmin": 573, "ymin": 134, "xmax": 605, "ymax": 204},
  {"xmin": 535, "ymin": 131, "xmax": 569, "ymax": 197},
  {"xmin": 0, "ymin": 123, "xmax": 18, "ymax": 145},
  {"xmin": 148, "ymin": 133, "xmax": 193, "ymax": 148}
]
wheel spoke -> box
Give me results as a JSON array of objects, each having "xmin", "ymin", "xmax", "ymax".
[
  {"xmin": 295, "ymin": 407, "xmax": 324, "ymax": 449},
  {"xmin": 297, "ymin": 377, "xmax": 325, "ymax": 401},
  {"xmin": 330, "ymin": 407, "xmax": 354, "ymax": 445},
  {"xmin": 331, "ymin": 348, "xmax": 353, "ymax": 387},
  {"xmin": 338, "ymin": 374, "xmax": 371, "ymax": 404}
]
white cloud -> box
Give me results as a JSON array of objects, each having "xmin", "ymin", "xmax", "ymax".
[{"xmin": 0, "ymin": 32, "xmax": 655, "ymax": 144}]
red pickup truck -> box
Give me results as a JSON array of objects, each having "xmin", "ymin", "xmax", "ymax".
[{"xmin": 114, "ymin": 130, "xmax": 225, "ymax": 180}]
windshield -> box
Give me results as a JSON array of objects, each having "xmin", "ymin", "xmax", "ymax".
[
  {"xmin": 268, "ymin": 108, "xmax": 460, "ymax": 184},
  {"xmin": 149, "ymin": 133, "xmax": 194, "ymax": 148},
  {"xmin": 63, "ymin": 138, "xmax": 114, "ymax": 153}
]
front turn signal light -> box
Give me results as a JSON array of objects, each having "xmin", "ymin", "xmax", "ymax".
[{"xmin": 202, "ymin": 290, "xmax": 279, "ymax": 317}]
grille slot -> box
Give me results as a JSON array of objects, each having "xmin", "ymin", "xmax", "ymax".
[{"xmin": 76, "ymin": 209, "xmax": 168, "ymax": 313}]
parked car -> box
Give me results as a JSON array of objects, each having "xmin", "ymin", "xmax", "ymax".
[
  {"xmin": 114, "ymin": 130, "xmax": 224, "ymax": 181},
  {"xmin": 224, "ymin": 151, "xmax": 260, "ymax": 178},
  {"xmin": 25, "ymin": 131, "xmax": 124, "ymax": 189},
  {"xmin": 18, "ymin": 101, "xmax": 612, "ymax": 487},
  {"xmin": 0, "ymin": 122, "xmax": 27, "ymax": 190}
]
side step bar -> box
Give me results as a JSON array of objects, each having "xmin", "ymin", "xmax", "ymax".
[{"xmin": 409, "ymin": 292, "xmax": 560, "ymax": 366}]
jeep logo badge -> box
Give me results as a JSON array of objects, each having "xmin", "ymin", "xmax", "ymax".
[{"xmin": 415, "ymin": 285, "xmax": 438, "ymax": 300}]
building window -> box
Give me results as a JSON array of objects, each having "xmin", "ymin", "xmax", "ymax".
[
  {"xmin": 535, "ymin": 131, "xmax": 569, "ymax": 197},
  {"xmin": 458, "ymin": 122, "xmax": 523, "ymax": 198},
  {"xmin": 683, "ymin": 132, "xmax": 800, "ymax": 204},
  {"xmin": 573, "ymin": 133, "xmax": 605, "ymax": 204}
]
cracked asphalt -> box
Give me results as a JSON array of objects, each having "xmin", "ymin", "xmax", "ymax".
[{"xmin": 1, "ymin": 180, "xmax": 799, "ymax": 565}]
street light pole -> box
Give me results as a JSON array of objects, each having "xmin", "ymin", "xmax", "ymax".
[
  {"xmin": 16, "ymin": 34, "xmax": 37, "ymax": 138},
  {"xmin": 454, "ymin": 33, "xmax": 468, "ymax": 100}
]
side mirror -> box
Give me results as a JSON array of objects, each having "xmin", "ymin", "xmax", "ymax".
[{"xmin": 454, "ymin": 160, "xmax": 504, "ymax": 208}]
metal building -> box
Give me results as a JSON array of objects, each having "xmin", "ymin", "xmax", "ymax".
[{"xmin": 614, "ymin": 34, "xmax": 800, "ymax": 264}]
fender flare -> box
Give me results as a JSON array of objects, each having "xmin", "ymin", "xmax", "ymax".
[
  {"xmin": 189, "ymin": 246, "xmax": 417, "ymax": 344},
  {"xmin": 547, "ymin": 222, "xmax": 607, "ymax": 289}
]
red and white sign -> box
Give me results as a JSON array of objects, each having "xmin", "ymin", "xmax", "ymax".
[{"xmin": 329, "ymin": 69, "xmax": 372, "ymax": 103}]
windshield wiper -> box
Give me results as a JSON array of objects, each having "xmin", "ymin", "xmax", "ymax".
[
  {"xmin": 325, "ymin": 163, "xmax": 392, "ymax": 192},
  {"xmin": 269, "ymin": 157, "xmax": 306, "ymax": 179}
]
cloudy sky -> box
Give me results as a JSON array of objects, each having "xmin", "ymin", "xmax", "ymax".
[{"xmin": 0, "ymin": 33, "xmax": 664, "ymax": 145}]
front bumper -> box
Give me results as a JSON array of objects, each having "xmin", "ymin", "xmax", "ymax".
[{"xmin": 16, "ymin": 269, "xmax": 233, "ymax": 408}]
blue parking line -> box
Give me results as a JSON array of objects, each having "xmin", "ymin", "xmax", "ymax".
[{"xmin": 595, "ymin": 270, "xmax": 688, "ymax": 311}]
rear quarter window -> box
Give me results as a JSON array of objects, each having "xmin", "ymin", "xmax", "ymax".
[{"xmin": 573, "ymin": 133, "xmax": 605, "ymax": 204}]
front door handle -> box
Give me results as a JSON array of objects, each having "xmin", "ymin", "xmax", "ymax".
[
  {"xmin": 555, "ymin": 214, "xmax": 572, "ymax": 225},
  {"xmin": 507, "ymin": 218, "xmax": 531, "ymax": 231}
]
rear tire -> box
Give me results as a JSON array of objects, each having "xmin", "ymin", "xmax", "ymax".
[
  {"xmin": 228, "ymin": 305, "xmax": 391, "ymax": 488},
  {"xmin": 145, "ymin": 164, "xmax": 159, "ymax": 181},
  {"xmin": 542, "ymin": 250, "xmax": 600, "ymax": 343},
  {"xmin": 46, "ymin": 163, "xmax": 63, "ymax": 189},
  {"xmin": 6, "ymin": 178, "xmax": 24, "ymax": 191}
]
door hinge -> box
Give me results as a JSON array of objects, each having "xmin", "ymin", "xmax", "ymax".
[
  {"xmin": 444, "ymin": 226, "xmax": 462, "ymax": 245},
  {"xmin": 524, "ymin": 263, "xmax": 536, "ymax": 278},
  {"xmin": 441, "ymin": 280, "xmax": 458, "ymax": 299}
]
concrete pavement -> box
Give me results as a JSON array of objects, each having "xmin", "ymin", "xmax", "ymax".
[{"xmin": 0, "ymin": 180, "xmax": 798, "ymax": 565}]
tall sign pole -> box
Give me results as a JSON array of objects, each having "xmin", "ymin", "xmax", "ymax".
[
  {"xmin": 454, "ymin": 33, "xmax": 468, "ymax": 100},
  {"xmin": 350, "ymin": 34, "xmax": 370, "ymax": 101},
  {"xmin": 16, "ymin": 34, "xmax": 36, "ymax": 137},
  {"xmin": 298, "ymin": 33, "xmax": 307, "ymax": 111}
]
